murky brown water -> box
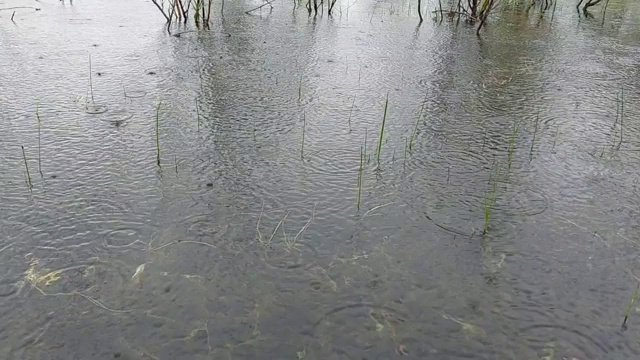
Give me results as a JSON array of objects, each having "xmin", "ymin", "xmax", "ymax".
[{"xmin": 2, "ymin": 0, "xmax": 640, "ymax": 358}]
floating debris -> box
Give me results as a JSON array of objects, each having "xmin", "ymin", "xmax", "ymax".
[
  {"xmin": 25, "ymin": 258, "xmax": 61, "ymax": 287},
  {"xmin": 132, "ymin": 263, "xmax": 146, "ymax": 284}
]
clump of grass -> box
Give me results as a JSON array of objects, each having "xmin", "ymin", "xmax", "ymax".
[
  {"xmin": 622, "ymin": 282, "xmax": 640, "ymax": 329},
  {"xmin": 156, "ymin": 101, "xmax": 162, "ymax": 167},
  {"xmin": 268, "ymin": 211, "xmax": 289, "ymax": 248},
  {"xmin": 508, "ymin": 120, "xmax": 520, "ymax": 169},
  {"xmin": 21, "ymin": 145, "xmax": 32, "ymax": 189},
  {"xmin": 376, "ymin": 93, "xmax": 389, "ymax": 165},
  {"xmin": 483, "ymin": 164, "xmax": 501, "ymax": 235},
  {"xmin": 409, "ymin": 101, "xmax": 425, "ymax": 151}
]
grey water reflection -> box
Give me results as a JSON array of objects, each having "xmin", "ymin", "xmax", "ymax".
[{"xmin": 1, "ymin": 0, "xmax": 640, "ymax": 358}]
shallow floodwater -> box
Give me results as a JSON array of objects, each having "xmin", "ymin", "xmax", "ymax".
[{"xmin": 1, "ymin": 0, "xmax": 640, "ymax": 358}]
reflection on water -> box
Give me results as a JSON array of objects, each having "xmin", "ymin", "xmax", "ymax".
[{"xmin": 1, "ymin": 0, "xmax": 640, "ymax": 358}]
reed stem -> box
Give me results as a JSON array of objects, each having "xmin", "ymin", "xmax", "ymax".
[
  {"xmin": 301, "ymin": 111, "xmax": 306, "ymax": 159},
  {"xmin": 357, "ymin": 145, "xmax": 363, "ymax": 210},
  {"xmin": 21, "ymin": 145, "xmax": 32, "ymax": 189},
  {"xmin": 376, "ymin": 93, "xmax": 389, "ymax": 165},
  {"xmin": 36, "ymin": 102, "xmax": 42, "ymax": 176},
  {"xmin": 529, "ymin": 112, "xmax": 539, "ymax": 162},
  {"xmin": 348, "ymin": 95, "xmax": 355, "ymax": 132},
  {"xmin": 409, "ymin": 101, "xmax": 425, "ymax": 151},
  {"xmin": 196, "ymin": 98, "xmax": 200, "ymax": 131},
  {"xmin": 89, "ymin": 54, "xmax": 95, "ymax": 104},
  {"xmin": 622, "ymin": 282, "xmax": 640, "ymax": 328},
  {"xmin": 156, "ymin": 101, "xmax": 161, "ymax": 167},
  {"xmin": 616, "ymin": 87, "xmax": 624, "ymax": 150},
  {"xmin": 508, "ymin": 120, "xmax": 520, "ymax": 169}
]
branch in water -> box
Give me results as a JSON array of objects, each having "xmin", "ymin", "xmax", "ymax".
[{"xmin": 245, "ymin": 0, "xmax": 276, "ymax": 15}]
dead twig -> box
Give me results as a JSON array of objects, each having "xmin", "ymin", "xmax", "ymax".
[
  {"xmin": 149, "ymin": 0, "xmax": 170, "ymax": 22},
  {"xmin": 245, "ymin": 0, "xmax": 276, "ymax": 14}
]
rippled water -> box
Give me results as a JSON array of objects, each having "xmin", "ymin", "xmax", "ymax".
[{"xmin": 2, "ymin": 0, "xmax": 640, "ymax": 358}]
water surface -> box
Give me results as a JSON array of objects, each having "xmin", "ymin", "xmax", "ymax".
[{"xmin": 1, "ymin": 0, "xmax": 640, "ymax": 358}]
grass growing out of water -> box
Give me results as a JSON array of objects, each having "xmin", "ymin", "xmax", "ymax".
[
  {"xmin": 403, "ymin": 137, "xmax": 408, "ymax": 169},
  {"xmin": 348, "ymin": 95, "xmax": 355, "ymax": 132},
  {"xmin": 156, "ymin": 101, "xmax": 161, "ymax": 167},
  {"xmin": 376, "ymin": 93, "xmax": 389, "ymax": 165},
  {"xmin": 364, "ymin": 128, "xmax": 368, "ymax": 160},
  {"xmin": 36, "ymin": 102, "xmax": 42, "ymax": 176},
  {"xmin": 88, "ymin": 54, "xmax": 95, "ymax": 104},
  {"xmin": 195, "ymin": 98, "xmax": 200, "ymax": 131},
  {"xmin": 529, "ymin": 112, "xmax": 539, "ymax": 162},
  {"xmin": 483, "ymin": 165, "xmax": 501, "ymax": 235},
  {"xmin": 508, "ymin": 120, "xmax": 520, "ymax": 169},
  {"xmin": 21, "ymin": 145, "xmax": 32, "ymax": 189},
  {"xmin": 301, "ymin": 111, "xmax": 306, "ymax": 159},
  {"xmin": 357, "ymin": 145, "xmax": 364, "ymax": 210},
  {"xmin": 614, "ymin": 87, "xmax": 624, "ymax": 150},
  {"xmin": 409, "ymin": 102, "xmax": 425, "ymax": 151},
  {"xmin": 622, "ymin": 282, "xmax": 640, "ymax": 328}
]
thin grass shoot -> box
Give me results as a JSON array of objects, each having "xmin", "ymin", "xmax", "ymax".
[
  {"xmin": 156, "ymin": 101, "xmax": 162, "ymax": 167},
  {"xmin": 622, "ymin": 282, "xmax": 640, "ymax": 329},
  {"xmin": 301, "ymin": 111, "xmax": 306, "ymax": 159},
  {"xmin": 357, "ymin": 145, "xmax": 364, "ymax": 210},
  {"xmin": 348, "ymin": 95, "xmax": 355, "ymax": 132},
  {"xmin": 376, "ymin": 93, "xmax": 389, "ymax": 165},
  {"xmin": 21, "ymin": 145, "xmax": 32, "ymax": 189},
  {"xmin": 508, "ymin": 120, "xmax": 520, "ymax": 169},
  {"xmin": 409, "ymin": 102, "xmax": 425, "ymax": 151},
  {"xmin": 483, "ymin": 164, "xmax": 501, "ymax": 235},
  {"xmin": 196, "ymin": 97, "xmax": 200, "ymax": 131},
  {"xmin": 36, "ymin": 102, "xmax": 42, "ymax": 176},
  {"xmin": 89, "ymin": 54, "xmax": 95, "ymax": 104},
  {"xmin": 529, "ymin": 112, "xmax": 540, "ymax": 162}
]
